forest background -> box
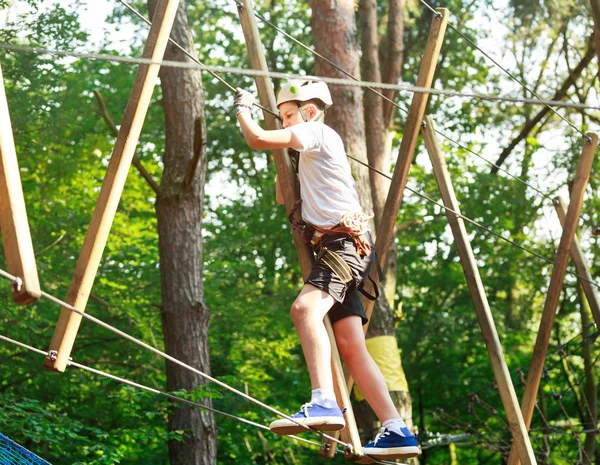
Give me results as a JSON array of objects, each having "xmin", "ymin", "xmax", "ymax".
[{"xmin": 0, "ymin": 0, "xmax": 598, "ymax": 464}]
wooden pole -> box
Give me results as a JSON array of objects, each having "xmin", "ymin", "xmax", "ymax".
[
  {"xmin": 44, "ymin": 0, "xmax": 181, "ymax": 373},
  {"xmin": 506, "ymin": 133, "xmax": 598, "ymax": 465},
  {"xmin": 235, "ymin": 0, "xmax": 363, "ymax": 459},
  {"xmin": 423, "ymin": 116, "xmax": 536, "ymax": 465},
  {"xmin": 553, "ymin": 196, "xmax": 600, "ymax": 331},
  {"xmin": 361, "ymin": 8, "xmax": 449, "ymax": 328},
  {"xmin": 0, "ymin": 60, "xmax": 41, "ymax": 305},
  {"xmin": 234, "ymin": 0, "xmax": 312, "ymax": 273}
]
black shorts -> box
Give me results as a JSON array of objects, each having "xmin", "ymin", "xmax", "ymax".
[
  {"xmin": 329, "ymin": 290, "xmax": 368, "ymax": 326},
  {"xmin": 305, "ymin": 233, "xmax": 375, "ymax": 326}
]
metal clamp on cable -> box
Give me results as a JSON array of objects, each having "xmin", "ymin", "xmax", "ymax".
[{"xmin": 11, "ymin": 277, "xmax": 23, "ymax": 293}]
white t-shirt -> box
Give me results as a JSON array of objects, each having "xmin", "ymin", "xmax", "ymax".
[{"xmin": 287, "ymin": 122, "xmax": 363, "ymax": 228}]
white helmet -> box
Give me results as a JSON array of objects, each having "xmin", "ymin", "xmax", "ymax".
[{"xmin": 277, "ymin": 78, "xmax": 333, "ymax": 109}]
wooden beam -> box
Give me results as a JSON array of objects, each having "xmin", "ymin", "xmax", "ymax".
[
  {"xmin": 0, "ymin": 59, "xmax": 41, "ymax": 305},
  {"xmin": 423, "ymin": 116, "xmax": 536, "ymax": 465},
  {"xmin": 234, "ymin": 0, "xmax": 311, "ymax": 272},
  {"xmin": 44, "ymin": 0, "xmax": 181, "ymax": 373},
  {"xmin": 507, "ymin": 133, "xmax": 598, "ymax": 465},
  {"xmin": 553, "ymin": 197, "xmax": 600, "ymax": 338},
  {"xmin": 235, "ymin": 0, "xmax": 363, "ymax": 459}
]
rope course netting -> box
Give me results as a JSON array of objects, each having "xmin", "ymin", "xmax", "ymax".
[
  {"xmin": 0, "ymin": 432, "xmax": 52, "ymax": 465},
  {"xmin": 0, "ymin": 0, "xmax": 598, "ymax": 463}
]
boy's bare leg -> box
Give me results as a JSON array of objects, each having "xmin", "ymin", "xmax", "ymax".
[
  {"xmin": 291, "ymin": 284, "xmax": 336, "ymax": 391},
  {"xmin": 332, "ymin": 315, "xmax": 400, "ymax": 421}
]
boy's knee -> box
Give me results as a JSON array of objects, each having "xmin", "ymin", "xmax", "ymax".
[
  {"xmin": 290, "ymin": 300, "xmax": 307, "ymax": 324},
  {"xmin": 336, "ymin": 334, "xmax": 361, "ymax": 361}
]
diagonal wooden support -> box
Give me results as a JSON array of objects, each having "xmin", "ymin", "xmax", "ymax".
[
  {"xmin": 44, "ymin": 0, "xmax": 181, "ymax": 373},
  {"xmin": 507, "ymin": 133, "xmax": 598, "ymax": 465},
  {"xmin": 553, "ymin": 196, "xmax": 600, "ymax": 331},
  {"xmin": 423, "ymin": 116, "xmax": 536, "ymax": 465},
  {"xmin": 235, "ymin": 0, "xmax": 362, "ymax": 459},
  {"xmin": 0, "ymin": 59, "xmax": 41, "ymax": 305},
  {"xmin": 360, "ymin": 8, "xmax": 449, "ymax": 329}
]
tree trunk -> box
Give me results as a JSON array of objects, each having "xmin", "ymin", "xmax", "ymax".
[
  {"xmin": 310, "ymin": 0, "xmax": 374, "ymax": 221},
  {"xmin": 589, "ymin": 0, "xmax": 600, "ymax": 65},
  {"xmin": 382, "ymin": 0, "xmax": 405, "ymax": 128},
  {"xmin": 359, "ymin": 0, "xmax": 387, "ymax": 230},
  {"xmin": 148, "ymin": 1, "xmax": 216, "ymax": 464}
]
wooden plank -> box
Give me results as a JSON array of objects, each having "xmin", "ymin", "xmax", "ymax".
[
  {"xmin": 0, "ymin": 59, "xmax": 41, "ymax": 305},
  {"xmin": 236, "ymin": 0, "xmax": 363, "ymax": 458},
  {"xmin": 361, "ymin": 8, "xmax": 449, "ymax": 328},
  {"xmin": 44, "ymin": 0, "xmax": 181, "ymax": 373},
  {"xmin": 554, "ymin": 196, "xmax": 600, "ymax": 330},
  {"xmin": 423, "ymin": 116, "xmax": 536, "ymax": 465},
  {"xmin": 507, "ymin": 133, "xmax": 598, "ymax": 465}
]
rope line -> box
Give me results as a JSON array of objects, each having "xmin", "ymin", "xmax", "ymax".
[
  {"xmin": 0, "ymin": 269, "xmax": 351, "ymax": 450},
  {"xmin": 417, "ymin": 0, "xmax": 586, "ymax": 138},
  {"xmin": 0, "ymin": 334, "xmax": 328, "ymax": 451},
  {"xmin": 0, "ymin": 333, "xmax": 407, "ymax": 464},
  {"xmin": 1, "ymin": 42, "xmax": 599, "ymax": 112}
]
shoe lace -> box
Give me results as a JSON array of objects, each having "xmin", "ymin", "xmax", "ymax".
[
  {"xmin": 299, "ymin": 402, "xmax": 314, "ymax": 417},
  {"xmin": 372, "ymin": 427, "xmax": 390, "ymax": 445}
]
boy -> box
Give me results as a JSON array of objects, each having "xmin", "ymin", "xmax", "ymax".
[{"xmin": 234, "ymin": 78, "xmax": 419, "ymax": 460}]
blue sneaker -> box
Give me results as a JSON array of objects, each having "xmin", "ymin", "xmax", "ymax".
[
  {"xmin": 269, "ymin": 402, "xmax": 345, "ymax": 435},
  {"xmin": 363, "ymin": 427, "xmax": 420, "ymax": 460}
]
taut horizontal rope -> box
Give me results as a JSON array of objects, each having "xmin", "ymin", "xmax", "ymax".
[
  {"xmin": 1, "ymin": 43, "xmax": 600, "ymax": 111},
  {"xmin": 0, "ymin": 334, "xmax": 327, "ymax": 452}
]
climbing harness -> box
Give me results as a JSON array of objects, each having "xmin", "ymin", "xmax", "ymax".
[{"xmin": 288, "ymin": 200, "xmax": 382, "ymax": 300}]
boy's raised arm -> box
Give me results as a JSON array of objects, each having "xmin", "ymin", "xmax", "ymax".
[{"xmin": 235, "ymin": 89, "xmax": 300, "ymax": 150}]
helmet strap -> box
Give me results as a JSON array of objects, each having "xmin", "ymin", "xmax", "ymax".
[{"xmin": 298, "ymin": 104, "xmax": 309, "ymax": 123}]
